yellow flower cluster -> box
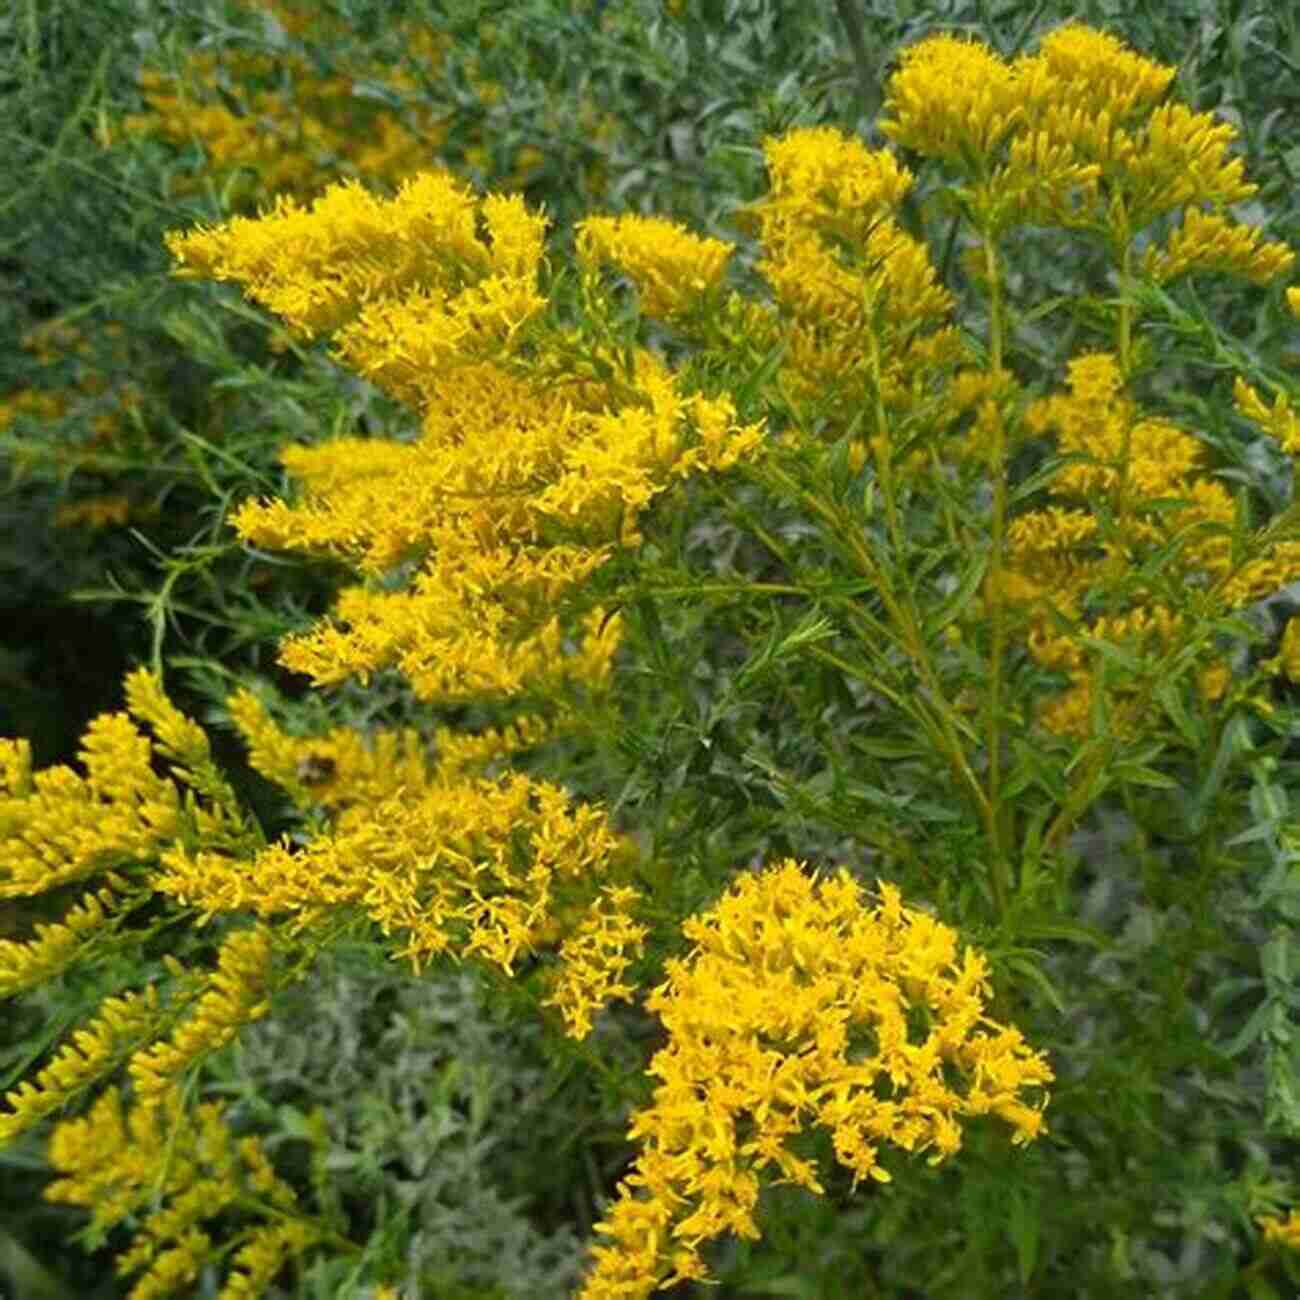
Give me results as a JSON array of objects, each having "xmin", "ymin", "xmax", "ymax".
[
  {"xmin": 128, "ymin": 925, "xmax": 276, "ymax": 1104},
  {"xmin": 0, "ymin": 672, "xmax": 267, "ymax": 1142},
  {"xmin": 216, "ymin": 689, "xmax": 649, "ymax": 1037},
  {"xmin": 155, "ymin": 758, "xmax": 646, "ymax": 1035},
  {"xmin": 0, "ymin": 883, "xmax": 124, "ymax": 997},
  {"xmin": 0, "ymin": 987, "xmax": 161, "ymax": 1145},
  {"xmin": 882, "ymin": 23, "xmax": 1293, "ymax": 267},
  {"xmin": 1233, "ymin": 289, "xmax": 1300, "ymax": 454},
  {"xmin": 167, "ymin": 170, "xmax": 519, "ymax": 339},
  {"xmin": 995, "ymin": 347, "xmax": 1300, "ymax": 734},
  {"xmin": 0, "ymin": 712, "xmax": 181, "ymax": 901},
  {"xmin": 1259, "ymin": 1209, "xmax": 1300, "ymax": 1250},
  {"xmin": 747, "ymin": 127, "xmax": 962, "ymax": 418},
  {"xmin": 167, "ymin": 171, "xmax": 764, "ymax": 714},
  {"xmin": 46, "ymin": 1084, "xmax": 323, "ymax": 1300},
  {"xmin": 543, "ymin": 884, "xmax": 649, "ymax": 1039},
  {"xmin": 576, "ymin": 214, "xmax": 734, "ymax": 320},
  {"xmin": 576, "ymin": 861, "xmax": 1052, "ymax": 1298}
]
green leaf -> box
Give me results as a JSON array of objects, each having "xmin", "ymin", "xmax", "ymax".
[
  {"xmin": 1012, "ymin": 920, "xmax": 1108, "ymax": 948},
  {"xmin": 849, "ymin": 735, "xmax": 932, "ymax": 760},
  {"xmin": 1182, "ymin": 715, "xmax": 1257, "ymax": 832},
  {"xmin": 1222, "ymin": 999, "xmax": 1276, "ymax": 1057},
  {"xmin": 922, "ymin": 550, "xmax": 988, "ymax": 642},
  {"xmin": 1110, "ymin": 763, "xmax": 1178, "ymax": 790},
  {"xmin": 1008, "ymin": 1186, "xmax": 1041, "ymax": 1286},
  {"xmin": 1003, "ymin": 954, "xmax": 1067, "ymax": 1016},
  {"xmin": 1154, "ymin": 677, "xmax": 1202, "ymax": 749}
]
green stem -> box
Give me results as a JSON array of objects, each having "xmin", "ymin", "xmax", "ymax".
[
  {"xmin": 981, "ymin": 230, "xmax": 1012, "ymax": 919},
  {"xmin": 761, "ymin": 458, "xmax": 991, "ymax": 830},
  {"xmin": 830, "ymin": 0, "xmax": 880, "ymax": 127}
]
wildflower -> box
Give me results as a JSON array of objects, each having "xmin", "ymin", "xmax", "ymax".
[
  {"xmin": 154, "ymin": 769, "xmax": 636, "ymax": 1015},
  {"xmin": 0, "ymin": 713, "xmax": 180, "ymax": 899},
  {"xmin": 128, "ymin": 926, "xmax": 277, "ymax": 1104},
  {"xmin": 1143, "ymin": 207, "xmax": 1295, "ymax": 285},
  {"xmin": 1234, "ymin": 374, "xmax": 1300, "ymax": 456},
  {"xmin": 543, "ymin": 885, "xmax": 648, "ymax": 1039},
  {"xmin": 576, "ymin": 214, "xmax": 734, "ymax": 320},
  {"xmin": 46, "ymin": 1085, "xmax": 322, "ymax": 1297},
  {"xmin": 166, "ymin": 170, "xmax": 489, "ymax": 337},
  {"xmin": 880, "ymin": 35, "xmax": 1021, "ymax": 166},
  {"xmin": 576, "ymin": 861, "xmax": 1051, "ymax": 1298},
  {"xmin": 0, "ymin": 885, "xmax": 125, "ymax": 997},
  {"xmin": 0, "ymin": 988, "xmax": 162, "ymax": 1144}
]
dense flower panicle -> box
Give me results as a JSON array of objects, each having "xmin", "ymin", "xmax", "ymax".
[
  {"xmin": 576, "ymin": 861, "xmax": 1051, "ymax": 1298},
  {"xmin": 0, "ymin": 714, "xmax": 181, "ymax": 899},
  {"xmin": 882, "ymin": 23, "xmax": 1270, "ymax": 244},
  {"xmin": 995, "ymin": 349, "xmax": 1300, "ymax": 735},
  {"xmin": 275, "ymin": 584, "xmax": 624, "ymax": 704},
  {"xmin": 166, "ymin": 170, "xmax": 490, "ymax": 337},
  {"xmin": 46, "ymin": 1085, "xmax": 320, "ymax": 1299},
  {"xmin": 155, "ymin": 769, "xmax": 641, "ymax": 1035},
  {"xmin": 758, "ymin": 220, "xmax": 951, "ymax": 337},
  {"xmin": 756, "ymin": 126, "xmax": 913, "ymax": 240},
  {"xmin": 128, "ymin": 926, "xmax": 276, "ymax": 1104},
  {"xmin": 1229, "ymin": 287, "xmax": 1300, "ymax": 455},
  {"xmin": 1234, "ymin": 375, "xmax": 1300, "ymax": 456},
  {"xmin": 576, "ymin": 214, "xmax": 734, "ymax": 320},
  {"xmin": 880, "ymin": 34, "xmax": 1022, "ymax": 165},
  {"xmin": 333, "ymin": 274, "xmax": 549, "ymax": 407},
  {"xmin": 1143, "ymin": 206, "xmax": 1295, "ymax": 285},
  {"xmin": 0, "ymin": 884, "xmax": 124, "ymax": 997},
  {"xmin": 0, "ymin": 988, "xmax": 162, "ymax": 1144},
  {"xmin": 1021, "ymin": 22, "xmax": 1175, "ymax": 120},
  {"xmin": 543, "ymin": 885, "xmax": 649, "ymax": 1039},
  {"xmin": 124, "ymin": 670, "xmax": 211, "ymax": 766},
  {"xmin": 748, "ymin": 127, "xmax": 962, "ymax": 423}
]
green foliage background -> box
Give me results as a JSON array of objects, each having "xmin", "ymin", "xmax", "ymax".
[{"xmin": 3, "ymin": 0, "xmax": 1300, "ymax": 1297}]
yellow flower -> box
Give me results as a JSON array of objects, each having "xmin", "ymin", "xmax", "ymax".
[
  {"xmin": 1260, "ymin": 1210, "xmax": 1300, "ymax": 1249},
  {"xmin": 576, "ymin": 860, "xmax": 1051, "ymax": 1298},
  {"xmin": 47, "ymin": 1085, "xmax": 321, "ymax": 1297},
  {"xmin": 1142, "ymin": 206, "xmax": 1295, "ymax": 285},
  {"xmin": 1016, "ymin": 22, "xmax": 1175, "ymax": 122},
  {"xmin": 0, "ymin": 988, "xmax": 162, "ymax": 1144},
  {"xmin": 752, "ymin": 125, "xmax": 913, "ymax": 241},
  {"xmin": 577, "ymin": 213, "xmax": 733, "ymax": 320},
  {"xmin": 128, "ymin": 925, "xmax": 277, "ymax": 1104},
  {"xmin": 543, "ymin": 885, "xmax": 648, "ymax": 1039},
  {"xmin": 880, "ymin": 34, "xmax": 1021, "ymax": 166},
  {"xmin": 0, "ymin": 885, "xmax": 123, "ymax": 997},
  {"xmin": 167, "ymin": 170, "xmax": 489, "ymax": 338}
]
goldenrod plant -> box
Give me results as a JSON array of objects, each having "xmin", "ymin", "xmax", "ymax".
[{"xmin": 5, "ymin": 4, "xmax": 1300, "ymax": 1298}]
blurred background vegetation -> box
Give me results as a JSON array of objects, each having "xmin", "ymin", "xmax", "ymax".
[{"xmin": 2, "ymin": 0, "xmax": 1300, "ymax": 1296}]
